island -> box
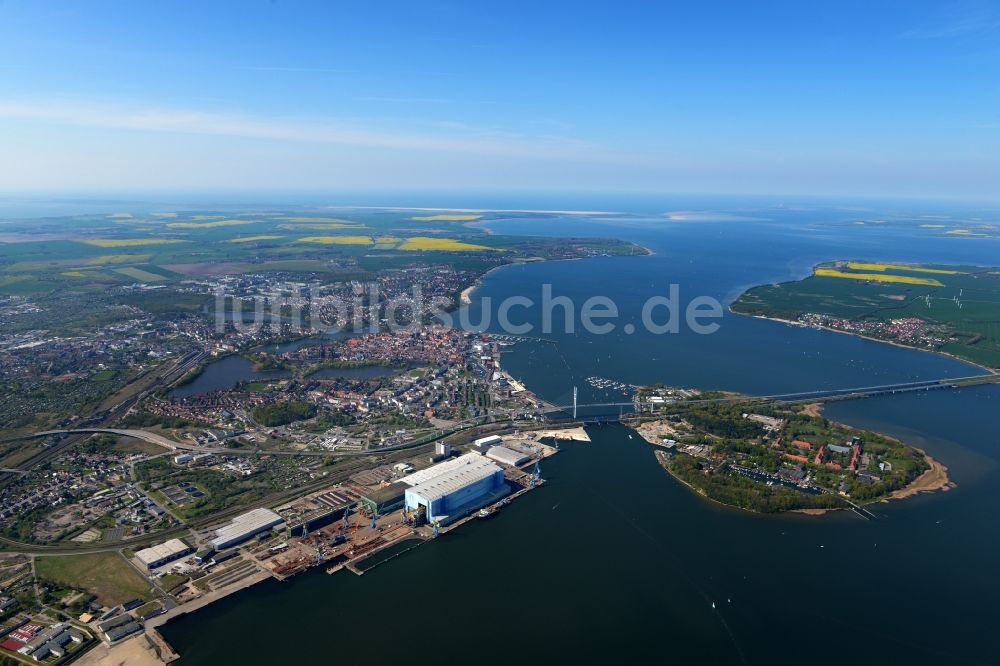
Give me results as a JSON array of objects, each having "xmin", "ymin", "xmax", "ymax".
[
  {"xmin": 730, "ymin": 260, "xmax": 1000, "ymax": 370},
  {"xmin": 635, "ymin": 386, "xmax": 951, "ymax": 514}
]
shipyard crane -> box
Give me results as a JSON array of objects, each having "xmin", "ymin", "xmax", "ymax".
[{"xmin": 529, "ymin": 461, "xmax": 541, "ymax": 488}]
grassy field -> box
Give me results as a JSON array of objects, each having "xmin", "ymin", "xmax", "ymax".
[
  {"xmin": 733, "ymin": 260, "xmax": 1000, "ymax": 368},
  {"xmin": 114, "ymin": 266, "xmax": 167, "ymax": 282},
  {"xmin": 36, "ymin": 552, "xmax": 153, "ymax": 606}
]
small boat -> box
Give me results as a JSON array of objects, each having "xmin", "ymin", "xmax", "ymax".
[
  {"xmin": 711, "ymin": 602, "xmax": 716, "ymax": 609},
  {"xmin": 477, "ymin": 507, "xmax": 495, "ymax": 520}
]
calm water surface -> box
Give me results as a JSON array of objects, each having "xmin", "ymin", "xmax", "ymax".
[{"xmin": 169, "ymin": 355, "xmax": 290, "ymax": 398}]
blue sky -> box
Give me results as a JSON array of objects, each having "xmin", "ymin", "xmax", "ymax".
[{"xmin": 1, "ymin": 0, "xmax": 999, "ymax": 199}]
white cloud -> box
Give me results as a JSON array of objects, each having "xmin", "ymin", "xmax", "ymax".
[
  {"xmin": 901, "ymin": 3, "xmax": 1000, "ymax": 39},
  {"xmin": 0, "ymin": 97, "xmax": 618, "ymax": 162}
]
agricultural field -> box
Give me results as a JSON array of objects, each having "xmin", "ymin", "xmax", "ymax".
[
  {"xmin": 165, "ymin": 219, "xmax": 254, "ymax": 229},
  {"xmin": 398, "ymin": 236, "xmax": 494, "ymax": 251},
  {"xmin": 297, "ymin": 235, "xmax": 376, "ymax": 245},
  {"xmin": 0, "ymin": 208, "xmax": 643, "ymax": 295},
  {"xmin": 732, "ymin": 260, "xmax": 1000, "ymax": 368},
  {"xmin": 86, "ymin": 253, "xmax": 153, "ymax": 265},
  {"xmin": 813, "ymin": 268, "xmax": 944, "ymax": 287},
  {"xmin": 228, "ymin": 235, "xmax": 284, "ymax": 243},
  {"xmin": 81, "ymin": 238, "xmax": 188, "ymax": 247}
]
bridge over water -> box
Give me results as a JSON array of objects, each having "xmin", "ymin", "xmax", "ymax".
[{"xmin": 551, "ymin": 373, "xmax": 998, "ymax": 419}]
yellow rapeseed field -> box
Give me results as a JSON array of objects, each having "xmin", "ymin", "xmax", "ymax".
[
  {"xmin": 398, "ymin": 237, "xmax": 494, "ymax": 251},
  {"xmin": 815, "ymin": 268, "xmax": 944, "ymax": 287},
  {"xmin": 278, "ymin": 223, "xmax": 366, "ymax": 230},
  {"xmin": 166, "ymin": 219, "xmax": 253, "ymax": 229},
  {"xmin": 81, "ymin": 239, "xmax": 186, "ymax": 248},
  {"xmin": 846, "ymin": 262, "xmax": 959, "ymax": 275},
  {"xmin": 61, "ymin": 270, "xmax": 105, "ymax": 278},
  {"xmin": 86, "ymin": 254, "xmax": 152, "ymax": 265},
  {"xmin": 411, "ymin": 214, "xmax": 483, "ymax": 221},
  {"xmin": 297, "ymin": 235, "xmax": 373, "ymax": 245},
  {"xmin": 228, "ymin": 235, "xmax": 284, "ymax": 243}
]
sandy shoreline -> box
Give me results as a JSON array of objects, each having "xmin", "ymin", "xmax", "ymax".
[
  {"xmin": 530, "ymin": 426, "xmax": 591, "ymax": 442},
  {"xmin": 800, "ymin": 402, "xmax": 823, "ymax": 417},
  {"xmin": 459, "ymin": 263, "xmax": 510, "ymax": 305},
  {"xmin": 887, "ymin": 448, "xmax": 952, "ymax": 500}
]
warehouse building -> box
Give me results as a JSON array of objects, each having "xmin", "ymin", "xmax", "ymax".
[
  {"xmin": 472, "ymin": 434, "xmax": 502, "ymax": 451},
  {"xmin": 134, "ymin": 538, "xmax": 192, "ymax": 574},
  {"xmin": 404, "ymin": 453, "xmax": 508, "ymax": 525},
  {"xmin": 106, "ymin": 622, "xmax": 142, "ymax": 643},
  {"xmin": 485, "ymin": 445, "xmax": 529, "ymax": 467},
  {"xmin": 399, "ymin": 453, "xmax": 486, "ymax": 487},
  {"xmin": 210, "ymin": 508, "xmax": 284, "ymax": 549},
  {"xmin": 360, "ymin": 482, "xmax": 408, "ymax": 515}
]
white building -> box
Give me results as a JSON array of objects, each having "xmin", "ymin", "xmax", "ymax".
[
  {"xmin": 135, "ymin": 538, "xmax": 192, "ymax": 573},
  {"xmin": 485, "ymin": 445, "xmax": 529, "ymax": 467},
  {"xmin": 210, "ymin": 508, "xmax": 284, "ymax": 549},
  {"xmin": 472, "ymin": 434, "xmax": 502, "ymax": 451}
]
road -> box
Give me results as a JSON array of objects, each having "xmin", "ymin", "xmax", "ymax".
[
  {"xmin": 5, "ymin": 350, "xmax": 206, "ymax": 475},
  {"xmin": 10, "ymin": 410, "xmax": 520, "ymax": 461}
]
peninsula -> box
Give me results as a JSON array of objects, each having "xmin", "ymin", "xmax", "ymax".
[
  {"xmin": 634, "ymin": 387, "xmax": 950, "ymax": 514},
  {"xmin": 730, "ymin": 260, "xmax": 1000, "ymax": 370}
]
